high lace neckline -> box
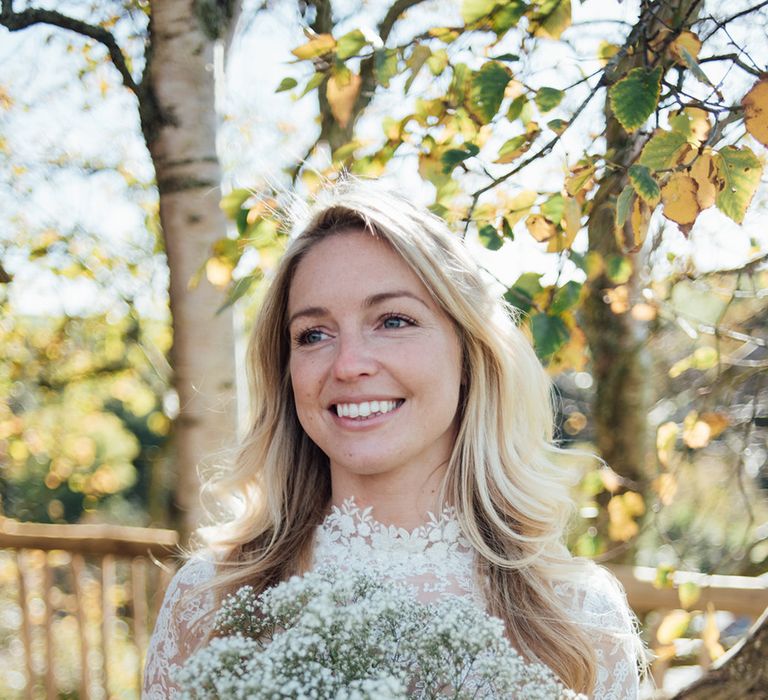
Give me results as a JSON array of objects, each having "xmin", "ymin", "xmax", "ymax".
[{"xmin": 312, "ymin": 497, "xmax": 481, "ymax": 604}]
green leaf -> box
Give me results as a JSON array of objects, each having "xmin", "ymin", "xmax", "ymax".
[
  {"xmin": 616, "ymin": 185, "xmax": 634, "ymax": 227},
  {"xmin": 547, "ymin": 118, "xmax": 568, "ymax": 134},
  {"xmin": 681, "ymin": 47, "xmax": 714, "ymax": 88},
  {"xmin": 275, "ymin": 77, "xmax": 297, "ymax": 93},
  {"xmin": 530, "ymin": 313, "xmax": 569, "ymax": 359},
  {"xmin": 541, "ymin": 193, "xmax": 565, "ymax": 224},
  {"xmin": 638, "ymin": 129, "xmax": 688, "ymax": 171},
  {"xmin": 714, "ymin": 146, "xmax": 763, "ymax": 224},
  {"xmin": 550, "ymin": 280, "xmax": 582, "ymax": 314},
  {"xmin": 502, "ymin": 216, "xmax": 515, "ymax": 240},
  {"xmin": 220, "ymin": 188, "xmax": 252, "ymax": 219},
  {"xmin": 469, "ymin": 61, "xmax": 511, "ymax": 123},
  {"xmin": 492, "ymin": 1, "xmax": 527, "ymax": 33},
  {"xmin": 609, "ymin": 66, "xmax": 662, "ymax": 132},
  {"xmin": 504, "ymin": 272, "xmax": 543, "ymax": 312},
  {"xmin": 441, "ymin": 143, "xmax": 480, "ymax": 172},
  {"xmin": 507, "ymin": 95, "xmax": 527, "ymax": 121},
  {"xmin": 462, "ymin": 0, "xmax": 496, "ymax": 24},
  {"xmin": 531, "ymin": 0, "xmax": 571, "ymax": 39},
  {"xmin": 375, "ymin": 49, "xmax": 399, "ymax": 88},
  {"xmin": 216, "ymin": 274, "xmax": 261, "ymax": 315},
  {"xmin": 478, "ymin": 224, "xmax": 503, "ymax": 250},
  {"xmin": 606, "ymin": 254, "xmax": 632, "ymax": 284},
  {"xmin": 629, "ymin": 164, "xmax": 660, "ymax": 205},
  {"xmin": 301, "ymin": 71, "xmax": 325, "ymax": 97},
  {"xmin": 494, "ymin": 53, "xmax": 520, "ymax": 62},
  {"xmin": 235, "ymin": 207, "xmax": 249, "ymax": 235},
  {"xmin": 495, "ymin": 134, "xmax": 529, "ymax": 164},
  {"xmin": 535, "ymin": 87, "xmax": 564, "ymax": 112},
  {"xmin": 449, "ymin": 63, "xmax": 471, "ymax": 104},
  {"xmin": 336, "ymin": 29, "xmax": 368, "ymax": 60}
]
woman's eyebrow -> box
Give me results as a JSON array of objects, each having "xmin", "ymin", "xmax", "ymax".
[{"xmin": 287, "ymin": 291, "xmax": 430, "ymax": 328}]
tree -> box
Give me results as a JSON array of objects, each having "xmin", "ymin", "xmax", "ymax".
[{"xmin": 0, "ymin": 0, "xmax": 242, "ymax": 535}]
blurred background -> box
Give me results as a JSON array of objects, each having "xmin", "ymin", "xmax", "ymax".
[{"xmin": 0, "ymin": 0, "xmax": 766, "ymax": 697}]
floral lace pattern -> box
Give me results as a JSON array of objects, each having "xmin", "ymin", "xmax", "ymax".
[
  {"xmin": 312, "ymin": 498, "xmax": 482, "ymax": 605},
  {"xmin": 142, "ymin": 499, "xmax": 641, "ymax": 699}
]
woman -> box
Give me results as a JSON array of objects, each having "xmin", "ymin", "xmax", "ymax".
[{"xmin": 143, "ymin": 181, "xmax": 643, "ymax": 699}]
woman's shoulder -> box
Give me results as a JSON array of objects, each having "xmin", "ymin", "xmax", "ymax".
[{"xmin": 553, "ymin": 562, "xmax": 636, "ymax": 635}]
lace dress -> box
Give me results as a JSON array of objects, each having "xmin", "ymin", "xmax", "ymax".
[{"xmin": 142, "ymin": 499, "xmax": 641, "ymax": 699}]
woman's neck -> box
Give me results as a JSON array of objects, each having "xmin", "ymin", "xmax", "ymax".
[{"xmin": 329, "ymin": 464, "xmax": 448, "ymax": 530}]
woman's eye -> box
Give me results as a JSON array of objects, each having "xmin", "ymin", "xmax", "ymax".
[
  {"xmin": 381, "ymin": 315, "xmax": 414, "ymax": 330},
  {"xmin": 296, "ymin": 329, "xmax": 328, "ymax": 345}
]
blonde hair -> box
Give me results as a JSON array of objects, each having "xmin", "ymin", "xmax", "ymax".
[{"xmin": 199, "ymin": 180, "xmax": 611, "ymax": 692}]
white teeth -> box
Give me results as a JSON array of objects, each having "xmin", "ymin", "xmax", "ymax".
[{"xmin": 334, "ymin": 400, "xmax": 400, "ymax": 419}]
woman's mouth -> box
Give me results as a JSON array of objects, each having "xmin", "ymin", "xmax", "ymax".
[{"xmin": 332, "ymin": 399, "xmax": 405, "ymax": 420}]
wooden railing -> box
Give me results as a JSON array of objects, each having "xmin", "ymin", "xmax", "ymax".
[
  {"xmin": 0, "ymin": 518, "xmax": 179, "ymax": 700},
  {"xmin": 1, "ymin": 518, "xmax": 766, "ymax": 699}
]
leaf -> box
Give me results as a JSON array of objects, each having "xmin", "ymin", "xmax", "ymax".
[
  {"xmin": 550, "ymin": 280, "xmax": 581, "ymax": 314},
  {"xmin": 426, "ymin": 49, "xmax": 449, "ymax": 76},
  {"xmin": 326, "ymin": 71, "xmax": 362, "ymax": 128},
  {"xmin": 469, "ymin": 62, "xmax": 511, "ymax": 123},
  {"xmin": 541, "ymin": 193, "xmax": 564, "ymax": 224},
  {"xmin": 605, "ymin": 254, "xmax": 632, "ymax": 284},
  {"xmin": 703, "ymin": 603, "xmax": 725, "ymax": 661},
  {"xmin": 678, "ymin": 581, "xmax": 701, "ymax": 610},
  {"xmin": 607, "ymin": 493, "xmax": 643, "ymax": 541},
  {"xmin": 639, "ymin": 129, "xmax": 689, "ymax": 171},
  {"xmin": 532, "ymin": 0, "xmax": 571, "ymax": 40},
  {"xmin": 657, "ymin": 610, "xmax": 691, "ymax": 645},
  {"xmin": 275, "ymin": 77, "xmax": 298, "ymax": 93},
  {"xmin": 441, "ymin": 143, "xmax": 480, "ymax": 172},
  {"xmin": 507, "ymin": 95, "xmax": 527, "ymax": 121},
  {"xmin": 598, "ymin": 41, "xmax": 619, "ymax": 65},
  {"xmin": 742, "ymin": 79, "xmax": 768, "ymax": 147},
  {"xmin": 336, "ymin": 29, "xmax": 368, "ymax": 60},
  {"xmin": 503, "ymin": 190, "xmax": 538, "ymax": 227},
  {"xmin": 547, "ymin": 118, "xmax": 568, "ymax": 134},
  {"xmin": 530, "ymin": 313, "xmax": 570, "ymax": 359},
  {"xmin": 505, "ymin": 272, "xmax": 543, "ymax": 312},
  {"xmin": 681, "ymin": 47, "xmax": 717, "ymax": 92},
  {"xmin": 301, "ymin": 71, "xmax": 325, "ymax": 97},
  {"xmin": 525, "ymin": 214, "xmax": 556, "ymax": 241},
  {"xmin": 405, "ymin": 45, "xmax": 432, "ymax": 93},
  {"xmin": 375, "ymin": 49, "xmax": 399, "ymax": 88},
  {"xmin": 220, "ymin": 188, "xmax": 252, "ymax": 219},
  {"xmin": 461, "ymin": 0, "xmax": 496, "ymax": 24},
  {"xmin": 700, "ymin": 411, "xmax": 729, "ymax": 439},
  {"xmin": 535, "ymin": 87, "xmax": 564, "ymax": 112},
  {"xmin": 478, "ymin": 224, "xmax": 504, "ymax": 250},
  {"xmin": 683, "ymin": 411, "xmax": 712, "ymax": 449},
  {"xmin": 494, "ymin": 53, "xmax": 520, "ymax": 62},
  {"xmin": 714, "ymin": 146, "xmax": 763, "ymax": 223},
  {"xmin": 292, "ymin": 34, "xmax": 336, "ymax": 60},
  {"xmin": 661, "ymin": 173, "xmax": 700, "ymax": 227},
  {"xmin": 565, "ymin": 162, "xmax": 596, "ymax": 195},
  {"xmin": 609, "ymin": 66, "xmax": 662, "ymax": 132},
  {"xmin": 656, "ymin": 422, "xmax": 678, "ymax": 468},
  {"xmin": 492, "ymin": 1, "xmax": 527, "ymax": 33},
  {"xmin": 653, "ymin": 473, "xmax": 678, "ymax": 506},
  {"xmin": 616, "ymin": 185, "xmax": 634, "ymax": 227},
  {"xmin": 628, "ymin": 164, "xmax": 660, "ymax": 205},
  {"xmin": 670, "ymin": 30, "xmax": 701, "ymax": 64},
  {"xmin": 670, "ymin": 106, "xmax": 711, "ymax": 142},
  {"xmin": 689, "ymin": 153, "xmax": 717, "ymax": 209},
  {"xmin": 495, "ymin": 134, "xmax": 531, "ymax": 163}
]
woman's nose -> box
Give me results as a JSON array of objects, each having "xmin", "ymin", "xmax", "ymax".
[{"xmin": 331, "ymin": 332, "xmax": 378, "ymax": 381}]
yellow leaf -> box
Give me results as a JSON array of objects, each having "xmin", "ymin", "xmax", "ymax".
[
  {"xmin": 206, "ymin": 257, "xmax": 233, "ymax": 288},
  {"xmin": 624, "ymin": 490, "xmax": 645, "ymax": 516},
  {"xmin": 670, "ymin": 31, "xmax": 702, "ymax": 64},
  {"xmin": 742, "ymin": 79, "xmax": 768, "ymax": 147},
  {"xmin": 525, "ymin": 214, "xmax": 556, "ymax": 242},
  {"xmin": 661, "ymin": 173, "xmax": 700, "ymax": 226},
  {"xmin": 600, "ymin": 467, "xmax": 622, "ymax": 493},
  {"xmin": 657, "ymin": 610, "xmax": 691, "ymax": 645},
  {"xmin": 656, "ymin": 421, "xmax": 679, "ymax": 468},
  {"xmin": 533, "ymin": 0, "xmax": 571, "ymax": 40},
  {"xmin": 625, "ymin": 197, "xmax": 650, "ymax": 252},
  {"xmin": 703, "ymin": 603, "xmax": 725, "ymax": 661},
  {"xmin": 291, "ymin": 34, "xmax": 336, "ymax": 60},
  {"xmin": 502, "ymin": 190, "xmax": 538, "ymax": 228},
  {"xmin": 607, "ymin": 493, "xmax": 642, "ymax": 541},
  {"xmin": 326, "ymin": 71, "xmax": 362, "ymax": 128},
  {"xmin": 700, "ymin": 412, "xmax": 729, "ymax": 439},
  {"xmin": 678, "ymin": 581, "xmax": 701, "ymax": 609},
  {"xmin": 631, "ymin": 302, "xmax": 657, "ymax": 321},
  {"xmin": 683, "ymin": 411, "xmax": 711, "ymax": 448},
  {"xmin": 654, "ymin": 564, "xmax": 676, "ymax": 589},
  {"xmin": 689, "ymin": 153, "xmax": 717, "ymax": 209},
  {"xmin": 605, "ymin": 285, "xmax": 629, "ymax": 314},
  {"xmin": 653, "ymin": 473, "xmax": 678, "ymax": 505}
]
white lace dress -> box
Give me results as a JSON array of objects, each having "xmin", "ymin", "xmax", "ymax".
[{"xmin": 142, "ymin": 499, "xmax": 641, "ymax": 699}]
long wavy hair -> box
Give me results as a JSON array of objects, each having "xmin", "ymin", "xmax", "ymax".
[{"xmin": 196, "ymin": 180, "xmax": 618, "ymax": 692}]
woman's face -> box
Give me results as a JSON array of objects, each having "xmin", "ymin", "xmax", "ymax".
[{"xmin": 287, "ymin": 230, "xmax": 463, "ymax": 487}]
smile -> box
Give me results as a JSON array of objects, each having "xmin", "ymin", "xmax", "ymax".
[{"xmin": 333, "ymin": 399, "xmax": 404, "ymax": 419}]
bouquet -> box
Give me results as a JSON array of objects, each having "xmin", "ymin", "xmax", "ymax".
[{"xmin": 176, "ymin": 567, "xmax": 585, "ymax": 699}]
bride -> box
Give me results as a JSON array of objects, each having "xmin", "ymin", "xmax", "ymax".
[{"xmin": 143, "ymin": 181, "xmax": 643, "ymax": 699}]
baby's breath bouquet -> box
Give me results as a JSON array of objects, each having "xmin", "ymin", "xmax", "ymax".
[{"xmin": 175, "ymin": 568, "xmax": 584, "ymax": 699}]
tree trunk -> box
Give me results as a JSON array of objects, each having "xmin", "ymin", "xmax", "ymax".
[
  {"xmin": 145, "ymin": 0, "xmax": 237, "ymax": 537},
  {"xmin": 672, "ymin": 606, "xmax": 768, "ymax": 699}
]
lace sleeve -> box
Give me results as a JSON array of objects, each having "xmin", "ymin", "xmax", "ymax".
[
  {"xmin": 142, "ymin": 557, "xmax": 216, "ymax": 700},
  {"xmin": 556, "ymin": 566, "xmax": 644, "ymax": 700}
]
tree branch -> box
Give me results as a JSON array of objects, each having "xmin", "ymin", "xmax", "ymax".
[
  {"xmin": 378, "ymin": 0, "xmax": 428, "ymax": 42},
  {"xmin": 0, "ymin": 4, "xmax": 139, "ymax": 97},
  {"xmin": 698, "ymin": 53, "xmax": 764, "ymax": 77}
]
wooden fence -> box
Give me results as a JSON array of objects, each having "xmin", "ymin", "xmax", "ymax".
[{"xmin": 1, "ymin": 517, "xmax": 766, "ymax": 699}]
